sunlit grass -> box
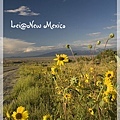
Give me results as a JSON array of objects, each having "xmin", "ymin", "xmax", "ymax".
[{"xmin": 3, "ymin": 33, "xmax": 117, "ymax": 120}]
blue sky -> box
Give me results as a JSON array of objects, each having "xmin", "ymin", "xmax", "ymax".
[{"xmin": 3, "ymin": 0, "xmax": 117, "ymax": 57}]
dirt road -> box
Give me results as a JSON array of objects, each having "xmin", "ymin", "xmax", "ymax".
[{"xmin": 3, "ymin": 66, "xmax": 19, "ymax": 96}]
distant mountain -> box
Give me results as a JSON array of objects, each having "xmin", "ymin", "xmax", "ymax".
[
  {"xmin": 35, "ymin": 49, "xmax": 99, "ymax": 57},
  {"xmin": 4, "ymin": 47, "xmax": 117, "ymax": 58}
]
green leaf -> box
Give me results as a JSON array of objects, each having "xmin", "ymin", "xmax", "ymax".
[
  {"xmin": 99, "ymin": 100, "xmax": 105, "ymax": 107},
  {"xmin": 108, "ymin": 109, "xmax": 116, "ymax": 118}
]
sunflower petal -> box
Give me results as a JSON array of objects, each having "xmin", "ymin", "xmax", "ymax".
[
  {"xmin": 12, "ymin": 111, "xmax": 17, "ymax": 119},
  {"xmin": 22, "ymin": 111, "xmax": 29, "ymax": 119},
  {"xmin": 17, "ymin": 106, "xmax": 25, "ymax": 113}
]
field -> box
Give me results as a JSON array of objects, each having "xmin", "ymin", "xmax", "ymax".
[
  {"xmin": 3, "ymin": 37, "xmax": 117, "ymax": 120},
  {"xmin": 3, "ymin": 57, "xmax": 54, "ymax": 96}
]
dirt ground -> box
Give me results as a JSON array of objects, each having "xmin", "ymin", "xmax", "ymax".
[{"xmin": 3, "ymin": 66, "xmax": 19, "ymax": 96}]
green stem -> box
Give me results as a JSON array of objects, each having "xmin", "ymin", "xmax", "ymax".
[
  {"xmin": 69, "ymin": 46, "xmax": 77, "ymax": 62},
  {"xmin": 93, "ymin": 44, "xmax": 96, "ymax": 58},
  {"xmin": 97, "ymin": 104, "xmax": 102, "ymax": 120},
  {"xmin": 92, "ymin": 86, "xmax": 104, "ymax": 109},
  {"xmin": 104, "ymin": 38, "xmax": 110, "ymax": 50},
  {"xmin": 96, "ymin": 86, "xmax": 103, "ymax": 101},
  {"xmin": 53, "ymin": 76, "xmax": 59, "ymax": 88}
]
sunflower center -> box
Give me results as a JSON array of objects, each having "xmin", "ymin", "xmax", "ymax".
[
  {"xmin": 59, "ymin": 57, "xmax": 64, "ymax": 61},
  {"xmin": 16, "ymin": 113, "xmax": 22, "ymax": 119},
  {"xmin": 107, "ymin": 74, "xmax": 111, "ymax": 77},
  {"xmin": 66, "ymin": 95, "xmax": 68, "ymax": 98},
  {"xmin": 89, "ymin": 109, "xmax": 92, "ymax": 112},
  {"xmin": 47, "ymin": 118, "xmax": 50, "ymax": 120}
]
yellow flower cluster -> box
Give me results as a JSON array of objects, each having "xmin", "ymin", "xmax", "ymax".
[
  {"xmin": 84, "ymin": 74, "xmax": 89, "ymax": 83},
  {"xmin": 103, "ymin": 71, "xmax": 116, "ymax": 102}
]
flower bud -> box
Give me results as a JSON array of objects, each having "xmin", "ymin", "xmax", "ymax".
[
  {"xmin": 109, "ymin": 33, "xmax": 114, "ymax": 38},
  {"xmin": 88, "ymin": 45, "xmax": 92, "ymax": 49},
  {"xmin": 66, "ymin": 44, "xmax": 70, "ymax": 49},
  {"xmin": 97, "ymin": 40, "xmax": 101, "ymax": 45}
]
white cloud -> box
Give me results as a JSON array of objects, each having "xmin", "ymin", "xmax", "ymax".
[
  {"xmin": 73, "ymin": 37, "xmax": 117, "ymax": 49},
  {"xmin": 3, "ymin": 37, "xmax": 117, "ymax": 56},
  {"xmin": 104, "ymin": 25, "xmax": 117, "ymax": 29},
  {"xmin": 23, "ymin": 46, "xmax": 55, "ymax": 53},
  {"xmin": 111, "ymin": 19, "xmax": 116, "ymax": 22},
  {"xmin": 4, "ymin": 38, "xmax": 35, "ymax": 54},
  {"xmin": 4, "ymin": 6, "xmax": 40, "ymax": 16},
  {"xmin": 87, "ymin": 32, "xmax": 101, "ymax": 37},
  {"xmin": 3, "ymin": 37, "xmax": 56, "ymax": 54}
]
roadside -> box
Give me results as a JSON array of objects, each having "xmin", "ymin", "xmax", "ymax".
[{"xmin": 3, "ymin": 66, "xmax": 19, "ymax": 96}]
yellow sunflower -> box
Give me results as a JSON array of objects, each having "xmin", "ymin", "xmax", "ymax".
[
  {"xmin": 88, "ymin": 108, "xmax": 94, "ymax": 115},
  {"xmin": 84, "ymin": 74, "xmax": 89, "ymax": 83},
  {"xmin": 103, "ymin": 90, "xmax": 116, "ymax": 102},
  {"xmin": 12, "ymin": 106, "xmax": 28, "ymax": 120},
  {"xmin": 110, "ymin": 91, "xmax": 117, "ymax": 101},
  {"xmin": 103, "ymin": 95, "xmax": 109, "ymax": 103},
  {"xmin": 43, "ymin": 114, "xmax": 52, "ymax": 120},
  {"xmin": 104, "ymin": 77, "xmax": 114, "ymax": 92},
  {"xmin": 51, "ymin": 66, "xmax": 59, "ymax": 75},
  {"xmin": 64, "ymin": 93, "xmax": 72, "ymax": 100},
  {"xmin": 54, "ymin": 54, "xmax": 69, "ymax": 66},
  {"xmin": 103, "ymin": 77, "xmax": 116, "ymax": 102},
  {"xmin": 105, "ymin": 71, "xmax": 114, "ymax": 79}
]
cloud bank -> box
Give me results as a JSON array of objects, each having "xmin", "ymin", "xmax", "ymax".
[
  {"xmin": 73, "ymin": 37, "xmax": 117, "ymax": 49},
  {"xmin": 104, "ymin": 25, "xmax": 117, "ymax": 30},
  {"xmin": 87, "ymin": 32, "xmax": 101, "ymax": 37},
  {"xmin": 4, "ymin": 6, "xmax": 40, "ymax": 16},
  {"xmin": 3, "ymin": 36, "xmax": 117, "ymax": 57},
  {"xmin": 3, "ymin": 38, "xmax": 56, "ymax": 54}
]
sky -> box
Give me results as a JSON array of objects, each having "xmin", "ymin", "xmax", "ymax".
[{"xmin": 3, "ymin": 0, "xmax": 117, "ymax": 57}]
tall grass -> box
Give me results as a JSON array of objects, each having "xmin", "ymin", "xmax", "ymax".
[{"xmin": 3, "ymin": 34, "xmax": 117, "ymax": 120}]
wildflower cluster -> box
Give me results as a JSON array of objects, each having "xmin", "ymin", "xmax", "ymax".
[
  {"xmin": 4, "ymin": 33, "xmax": 116, "ymax": 120},
  {"xmin": 103, "ymin": 71, "xmax": 116, "ymax": 103}
]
